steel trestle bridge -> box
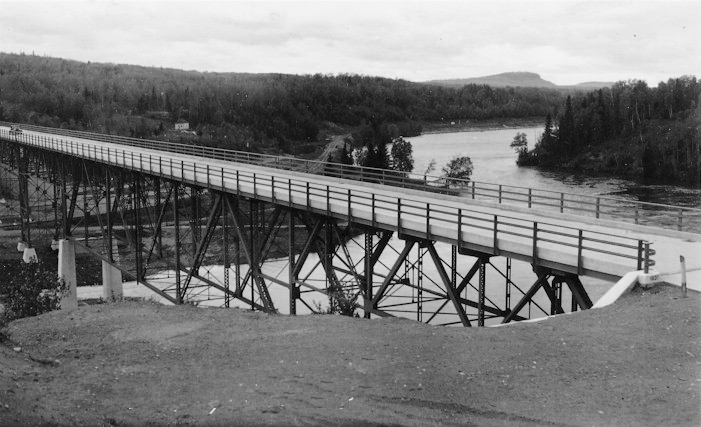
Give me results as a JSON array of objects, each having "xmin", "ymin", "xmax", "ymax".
[{"xmin": 1, "ymin": 122, "xmax": 699, "ymax": 326}]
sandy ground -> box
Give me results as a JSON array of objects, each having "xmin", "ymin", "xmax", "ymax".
[{"xmin": 0, "ymin": 283, "xmax": 699, "ymax": 426}]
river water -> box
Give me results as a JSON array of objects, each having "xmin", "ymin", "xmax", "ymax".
[
  {"xmin": 408, "ymin": 126, "xmax": 701, "ymax": 208},
  {"xmin": 94, "ymin": 127, "xmax": 701, "ymax": 324}
]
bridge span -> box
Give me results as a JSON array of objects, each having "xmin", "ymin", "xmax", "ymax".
[{"xmin": 1, "ymin": 123, "xmax": 699, "ymax": 326}]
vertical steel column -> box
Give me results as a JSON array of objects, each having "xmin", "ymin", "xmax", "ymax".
[
  {"xmin": 324, "ymin": 218, "xmax": 334, "ymax": 291},
  {"xmin": 16, "ymin": 147, "xmax": 29, "ymax": 247},
  {"xmin": 154, "ymin": 177, "xmax": 163, "ymax": 257},
  {"xmin": 83, "ymin": 165, "xmax": 89, "ymax": 245},
  {"xmin": 52, "ymin": 158, "xmax": 61, "ymax": 242},
  {"xmin": 250, "ymin": 199, "xmax": 257, "ymax": 310},
  {"xmin": 478, "ymin": 257, "xmax": 486, "ymax": 327},
  {"xmin": 234, "ymin": 200, "xmax": 241, "ymax": 298},
  {"xmin": 223, "ymin": 200, "xmax": 230, "ymax": 308},
  {"xmin": 133, "ymin": 176, "xmax": 142, "ymax": 282},
  {"xmin": 191, "ymin": 188, "xmax": 199, "ymax": 255},
  {"xmin": 105, "ymin": 167, "xmax": 113, "ymax": 263},
  {"xmin": 364, "ymin": 232, "xmax": 373, "ymax": 319},
  {"xmin": 61, "ymin": 161, "xmax": 69, "ymax": 238},
  {"xmin": 173, "ymin": 182, "xmax": 182, "ymax": 303},
  {"xmin": 289, "ymin": 211, "xmax": 297, "ymax": 315},
  {"xmin": 505, "ymin": 258, "xmax": 512, "ymax": 313},
  {"xmin": 451, "ymin": 245, "xmax": 457, "ymax": 309},
  {"xmin": 417, "ymin": 244, "xmax": 424, "ymax": 322}
]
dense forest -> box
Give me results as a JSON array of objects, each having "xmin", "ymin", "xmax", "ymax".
[
  {"xmin": 1, "ymin": 53, "xmax": 698, "ymax": 185},
  {"xmin": 515, "ymin": 77, "xmax": 701, "ymax": 185},
  {"xmin": 0, "ymin": 53, "xmax": 561, "ymax": 155}
]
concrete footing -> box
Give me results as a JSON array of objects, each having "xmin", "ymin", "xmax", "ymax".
[
  {"xmin": 101, "ymin": 240, "xmax": 123, "ymax": 300},
  {"xmin": 102, "ymin": 261, "xmax": 123, "ymax": 300},
  {"xmin": 57, "ymin": 239, "xmax": 78, "ymax": 310},
  {"xmin": 22, "ymin": 247, "xmax": 38, "ymax": 263}
]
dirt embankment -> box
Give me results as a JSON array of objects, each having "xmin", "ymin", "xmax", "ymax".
[{"xmin": 0, "ymin": 284, "xmax": 699, "ymax": 426}]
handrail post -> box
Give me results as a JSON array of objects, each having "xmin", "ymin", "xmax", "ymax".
[
  {"xmin": 498, "ymin": 185, "xmax": 502, "ymax": 203},
  {"xmin": 493, "ymin": 215, "xmax": 498, "ymax": 255},
  {"xmin": 426, "ymin": 203, "xmax": 430, "ymax": 238},
  {"xmin": 644, "ymin": 241, "xmax": 651, "ymax": 274},
  {"xmin": 636, "ymin": 240, "xmax": 644, "ymax": 270},
  {"xmin": 457, "ymin": 208, "xmax": 463, "ymax": 247},
  {"xmin": 532, "ymin": 222, "xmax": 538, "ymax": 263},
  {"xmin": 371, "ymin": 194, "xmax": 376, "ymax": 228},
  {"xmin": 528, "ymin": 188, "xmax": 532, "ymax": 208},
  {"xmin": 678, "ymin": 208, "xmax": 683, "ymax": 231},
  {"xmin": 577, "ymin": 230, "xmax": 584, "ymax": 275},
  {"xmin": 595, "ymin": 197, "xmax": 601, "ymax": 219},
  {"xmin": 560, "ymin": 193, "xmax": 564, "ymax": 213},
  {"xmin": 471, "ymin": 181, "xmax": 476, "ymax": 199},
  {"xmin": 397, "ymin": 198, "xmax": 402, "ymax": 234}
]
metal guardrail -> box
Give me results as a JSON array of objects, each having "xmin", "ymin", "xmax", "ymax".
[
  {"xmin": 2, "ymin": 121, "xmax": 699, "ymax": 234},
  {"xmin": 1, "ymin": 127, "xmax": 657, "ymax": 278}
]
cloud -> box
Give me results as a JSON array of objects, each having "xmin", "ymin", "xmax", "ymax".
[{"xmin": 1, "ymin": 0, "xmax": 699, "ymax": 85}]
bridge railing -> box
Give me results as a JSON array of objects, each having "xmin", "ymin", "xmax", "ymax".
[
  {"xmin": 1, "ymin": 126, "xmax": 655, "ymax": 278},
  {"xmin": 2, "ymin": 122, "xmax": 700, "ymax": 234}
]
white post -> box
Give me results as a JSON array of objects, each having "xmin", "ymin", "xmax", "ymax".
[
  {"xmin": 57, "ymin": 239, "xmax": 78, "ymax": 309},
  {"xmin": 102, "ymin": 241, "xmax": 123, "ymax": 300},
  {"xmin": 680, "ymin": 255, "xmax": 687, "ymax": 298}
]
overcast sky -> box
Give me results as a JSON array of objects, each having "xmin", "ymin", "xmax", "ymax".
[{"xmin": 1, "ymin": 0, "xmax": 698, "ymax": 86}]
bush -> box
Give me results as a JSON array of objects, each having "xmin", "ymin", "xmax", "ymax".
[
  {"xmin": 315, "ymin": 282, "xmax": 360, "ymax": 317},
  {"xmin": 0, "ymin": 261, "xmax": 67, "ymax": 325}
]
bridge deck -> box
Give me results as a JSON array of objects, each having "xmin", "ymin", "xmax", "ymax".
[{"xmin": 1, "ymin": 126, "xmax": 687, "ymax": 281}]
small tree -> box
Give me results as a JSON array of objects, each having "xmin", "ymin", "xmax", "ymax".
[
  {"xmin": 423, "ymin": 158, "xmax": 436, "ymax": 182},
  {"xmin": 510, "ymin": 132, "xmax": 537, "ymax": 165},
  {"xmin": 314, "ymin": 282, "xmax": 360, "ymax": 317},
  {"xmin": 441, "ymin": 155, "xmax": 474, "ymax": 186},
  {"xmin": 510, "ymin": 132, "xmax": 528, "ymax": 155},
  {"xmin": 390, "ymin": 136, "xmax": 414, "ymax": 174}
]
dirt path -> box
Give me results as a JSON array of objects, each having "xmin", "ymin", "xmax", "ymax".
[{"xmin": 1, "ymin": 283, "xmax": 700, "ymax": 426}]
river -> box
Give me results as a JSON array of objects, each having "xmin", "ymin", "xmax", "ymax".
[{"xmin": 408, "ymin": 126, "xmax": 701, "ymax": 208}]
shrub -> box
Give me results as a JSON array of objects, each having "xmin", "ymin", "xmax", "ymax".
[
  {"xmin": 314, "ymin": 282, "xmax": 360, "ymax": 317},
  {"xmin": 0, "ymin": 260, "xmax": 67, "ymax": 325}
]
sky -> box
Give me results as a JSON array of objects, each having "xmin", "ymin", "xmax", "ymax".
[{"xmin": 0, "ymin": 0, "xmax": 699, "ymax": 86}]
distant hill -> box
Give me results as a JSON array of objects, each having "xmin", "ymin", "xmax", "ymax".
[
  {"xmin": 568, "ymin": 81, "xmax": 615, "ymax": 90},
  {"xmin": 427, "ymin": 72, "xmax": 613, "ymax": 90}
]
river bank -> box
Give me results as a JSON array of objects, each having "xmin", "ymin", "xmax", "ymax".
[
  {"xmin": 1, "ymin": 283, "xmax": 699, "ymax": 426},
  {"xmin": 420, "ymin": 116, "xmax": 545, "ymax": 134}
]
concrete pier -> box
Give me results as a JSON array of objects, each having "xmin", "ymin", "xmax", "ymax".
[{"xmin": 57, "ymin": 239, "xmax": 78, "ymax": 310}]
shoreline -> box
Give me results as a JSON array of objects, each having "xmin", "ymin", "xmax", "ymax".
[{"xmin": 420, "ymin": 117, "xmax": 544, "ymax": 135}]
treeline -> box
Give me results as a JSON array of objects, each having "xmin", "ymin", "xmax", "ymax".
[
  {"xmin": 0, "ymin": 52, "xmax": 562, "ymax": 154},
  {"xmin": 521, "ymin": 77, "xmax": 701, "ymax": 185}
]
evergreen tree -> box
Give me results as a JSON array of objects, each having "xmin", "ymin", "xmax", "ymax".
[{"xmin": 558, "ymin": 95, "xmax": 575, "ymax": 154}]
